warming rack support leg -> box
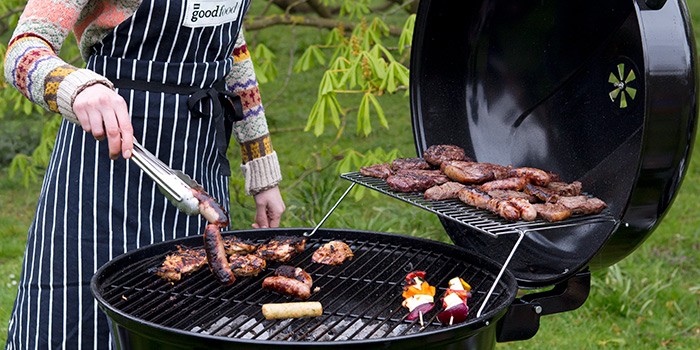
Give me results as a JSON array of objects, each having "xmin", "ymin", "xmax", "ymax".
[
  {"xmin": 304, "ymin": 183, "xmax": 356, "ymax": 237},
  {"xmin": 476, "ymin": 231, "xmax": 525, "ymax": 318}
]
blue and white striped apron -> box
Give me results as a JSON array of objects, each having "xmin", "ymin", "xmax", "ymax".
[{"xmin": 6, "ymin": 0, "xmax": 250, "ymax": 348}]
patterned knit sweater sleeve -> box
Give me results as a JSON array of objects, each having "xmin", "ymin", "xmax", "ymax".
[
  {"xmin": 227, "ymin": 32, "xmax": 282, "ymax": 196},
  {"xmin": 3, "ymin": 0, "xmax": 124, "ymax": 124}
]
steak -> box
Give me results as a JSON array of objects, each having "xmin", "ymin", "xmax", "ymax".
[
  {"xmin": 423, "ymin": 144, "xmax": 468, "ymax": 166},
  {"xmin": 424, "ymin": 181, "xmax": 466, "ymax": 200},
  {"xmin": 391, "ymin": 157, "xmax": 431, "ymax": 171},
  {"xmin": 386, "ymin": 171, "xmax": 448, "ymax": 192},
  {"xmin": 533, "ymin": 203, "xmax": 573, "ymax": 222},
  {"xmin": 443, "ymin": 161, "xmax": 511, "ymax": 184},
  {"xmin": 360, "ymin": 163, "xmax": 393, "ymax": 179},
  {"xmin": 557, "ymin": 196, "xmax": 607, "ymax": 215}
]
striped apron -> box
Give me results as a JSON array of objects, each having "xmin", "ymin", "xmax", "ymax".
[{"xmin": 5, "ymin": 0, "xmax": 250, "ymax": 348}]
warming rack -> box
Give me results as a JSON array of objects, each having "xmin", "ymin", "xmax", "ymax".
[{"xmin": 336, "ymin": 172, "xmax": 619, "ymax": 317}]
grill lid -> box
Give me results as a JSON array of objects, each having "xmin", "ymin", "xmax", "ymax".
[{"xmin": 409, "ymin": 0, "xmax": 697, "ymax": 287}]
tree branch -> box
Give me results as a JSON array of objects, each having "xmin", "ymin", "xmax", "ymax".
[{"xmin": 245, "ymin": 14, "xmax": 402, "ymax": 36}]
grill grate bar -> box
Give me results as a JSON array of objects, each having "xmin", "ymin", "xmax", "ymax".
[{"xmin": 341, "ymin": 172, "xmax": 617, "ymax": 237}]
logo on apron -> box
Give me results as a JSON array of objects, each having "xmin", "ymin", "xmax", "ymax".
[{"xmin": 183, "ymin": 0, "xmax": 244, "ymax": 28}]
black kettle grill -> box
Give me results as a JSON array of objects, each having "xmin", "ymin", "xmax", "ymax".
[{"xmin": 91, "ymin": 0, "xmax": 698, "ymax": 349}]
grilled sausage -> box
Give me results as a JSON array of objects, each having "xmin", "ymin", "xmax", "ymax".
[
  {"xmin": 203, "ymin": 224, "xmax": 235, "ymax": 285},
  {"xmin": 274, "ymin": 265, "xmax": 313, "ymax": 287},
  {"xmin": 262, "ymin": 276, "xmax": 312, "ymax": 300},
  {"xmin": 508, "ymin": 167, "xmax": 551, "ymax": 186},
  {"xmin": 262, "ymin": 302, "xmax": 323, "ymax": 320},
  {"xmin": 192, "ymin": 189, "xmax": 229, "ymax": 228}
]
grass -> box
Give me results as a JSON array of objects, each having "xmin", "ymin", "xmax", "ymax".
[{"xmin": 1, "ymin": 2, "xmax": 700, "ymax": 348}]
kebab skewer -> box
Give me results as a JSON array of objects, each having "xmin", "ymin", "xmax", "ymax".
[{"xmin": 401, "ymin": 271, "xmax": 436, "ymax": 327}]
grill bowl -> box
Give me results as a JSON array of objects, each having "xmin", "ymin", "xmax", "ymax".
[{"xmin": 91, "ymin": 228, "xmax": 517, "ymax": 349}]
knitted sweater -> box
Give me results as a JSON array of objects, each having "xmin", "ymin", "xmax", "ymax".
[{"xmin": 4, "ymin": 0, "xmax": 281, "ymax": 195}]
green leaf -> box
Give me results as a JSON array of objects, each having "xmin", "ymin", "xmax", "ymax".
[
  {"xmin": 325, "ymin": 28, "xmax": 344, "ymax": 46},
  {"xmin": 326, "ymin": 93, "xmax": 343, "ymax": 128},
  {"xmin": 318, "ymin": 71, "xmax": 337, "ymax": 98},
  {"xmin": 398, "ymin": 14, "xmax": 416, "ymax": 55},
  {"xmin": 367, "ymin": 93, "xmax": 388, "ymax": 129},
  {"xmin": 356, "ymin": 93, "xmax": 372, "ymax": 136}
]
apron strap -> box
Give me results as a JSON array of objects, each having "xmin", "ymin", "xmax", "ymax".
[{"xmin": 109, "ymin": 78, "xmax": 243, "ymax": 176}]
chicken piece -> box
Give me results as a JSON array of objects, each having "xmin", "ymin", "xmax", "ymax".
[
  {"xmin": 391, "ymin": 157, "xmax": 431, "ymax": 171},
  {"xmin": 222, "ymin": 235, "xmax": 257, "ymax": 255},
  {"xmin": 360, "ymin": 163, "xmax": 393, "ymax": 179},
  {"xmin": 256, "ymin": 236, "xmax": 307, "ymax": 263},
  {"xmin": 312, "ymin": 240, "xmax": 354, "ymax": 265},
  {"xmin": 422, "ymin": 144, "xmax": 468, "ymax": 167},
  {"xmin": 479, "ymin": 177, "xmax": 529, "ymax": 192},
  {"xmin": 557, "ymin": 196, "xmax": 607, "ymax": 215},
  {"xmin": 156, "ymin": 245, "xmax": 207, "ymax": 282},
  {"xmin": 533, "ymin": 203, "xmax": 573, "ymax": 222},
  {"xmin": 424, "ymin": 182, "xmax": 466, "ymax": 200},
  {"xmin": 508, "ymin": 167, "xmax": 552, "ymax": 186},
  {"xmin": 229, "ymin": 254, "xmax": 267, "ymax": 277}
]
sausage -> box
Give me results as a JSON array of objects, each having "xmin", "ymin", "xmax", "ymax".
[
  {"xmin": 261, "ymin": 302, "xmax": 323, "ymax": 320},
  {"xmin": 192, "ymin": 189, "xmax": 229, "ymax": 228},
  {"xmin": 262, "ymin": 276, "xmax": 311, "ymax": 300},
  {"xmin": 203, "ymin": 224, "xmax": 235, "ymax": 285},
  {"xmin": 274, "ymin": 265, "xmax": 313, "ymax": 287}
]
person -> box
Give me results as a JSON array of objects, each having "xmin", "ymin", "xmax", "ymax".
[{"xmin": 3, "ymin": 0, "xmax": 286, "ymax": 348}]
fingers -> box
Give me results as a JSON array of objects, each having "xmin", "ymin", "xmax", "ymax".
[
  {"xmin": 253, "ymin": 187, "xmax": 286, "ymax": 229},
  {"xmin": 73, "ymin": 84, "xmax": 133, "ymax": 159},
  {"xmin": 255, "ymin": 205, "xmax": 270, "ymax": 229}
]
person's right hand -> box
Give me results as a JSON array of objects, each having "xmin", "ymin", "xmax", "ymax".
[{"xmin": 73, "ymin": 84, "xmax": 133, "ymax": 159}]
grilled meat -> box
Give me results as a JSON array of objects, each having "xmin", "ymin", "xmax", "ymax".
[
  {"xmin": 479, "ymin": 177, "xmax": 529, "ymax": 192},
  {"xmin": 203, "ymin": 224, "xmax": 235, "ymax": 285},
  {"xmin": 262, "ymin": 265, "xmax": 314, "ymax": 300},
  {"xmin": 391, "ymin": 157, "xmax": 431, "ymax": 171},
  {"xmin": 458, "ymin": 187, "xmax": 493, "ymax": 209},
  {"xmin": 360, "ymin": 163, "xmax": 393, "ymax": 179},
  {"xmin": 312, "ymin": 240, "xmax": 354, "ymax": 265},
  {"xmin": 557, "ymin": 196, "xmax": 607, "ymax": 215},
  {"xmin": 262, "ymin": 276, "xmax": 312, "ymax": 300},
  {"xmin": 386, "ymin": 171, "xmax": 448, "ymax": 193},
  {"xmin": 508, "ymin": 167, "xmax": 552, "ymax": 186},
  {"xmin": 423, "ymin": 144, "xmax": 468, "ymax": 166},
  {"xmin": 229, "ymin": 254, "xmax": 267, "ymax": 277},
  {"xmin": 222, "ymin": 236, "xmax": 257, "ymax": 255},
  {"xmin": 273, "ymin": 265, "xmax": 313, "ymax": 287},
  {"xmin": 533, "ymin": 203, "xmax": 572, "ymax": 222},
  {"xmin": 487, "ymin": 189, "xmax": 536, "ymax": 202},
  {"xmin": 524, "ymin": 184, "xmax": 560, "ymax": 203},
  {"xmin": 424, "ymin": 181, "xmax": 466, "ymax": 200},
  {"xmin": 256, "ymin": 236, "xmax": 307, "ymax": 263},
  {"xmin": 547, "ymin": 181, "xmax": 582, "ymax": 196},
  {"xmin": 486, "ymin": 198, "xmax": 521, "ymax": 221},
  {"xmin": 191, "ymin": 189, "xmax": 229, "ymax": 228},
  {"xmin": 443, "ymin": 161, "xmax": 511, "ymax": 184},
  {"xmin": 507, "ymin": 197, "xmax": 537, "ymax": 221},
  {"xmin": 156, "ymin": 245, "xmax": 207, "ymax": 282}
]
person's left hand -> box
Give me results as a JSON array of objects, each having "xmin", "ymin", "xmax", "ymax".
[{"xmin": 252, "ymin": 186, "xmax": 285, "ymax": 228}]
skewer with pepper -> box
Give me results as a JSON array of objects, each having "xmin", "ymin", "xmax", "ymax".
[{"xmin": 401, "ymin": 271, "xmax": 436, "ymax": 327}]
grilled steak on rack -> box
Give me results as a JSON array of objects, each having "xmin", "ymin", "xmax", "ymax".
[
  {"xmin": 256, "ymin": 236, "xmax": 307, "ymax": 262},
  {"xmin": 229, "ymin": 254, "xmax": 267, "ymax": 276},
  {"xmin": 443, "ymin": 161, "xmax": 511, "ymax": 184},
  {"xmin": 533, "ymin": 203, "xmax": 573, "ymax": 222},
  {"xmin": 391, "ymin": 157, "xmax": 431, "ymax": 171},
  {"xmin": 423, "ymin": 144, "xmax": 469, "ymax": 166},
  {"xmin": 386, "ymin": 171, "xmax": 449, "ymax": 192},
  {"xmin": 557, "ymin": 196, "xmax": 607, "ymax": 215},
  {"xmin": 479, "ymin": 177, "xmax": 529, "ymax": 192},
  {"xmin": 424, "ymin": 181, "xmax": 466, "ymax": 200},
  {"xmin": 312, "ymin": 240, "xmax": 354, "ymax": 265},
  {"xmin": 547, "ymin": 181, "xmax": 583, "ymax": 196},
  {"xmin": 487, "ymin": 189, "xmax": 536, "ymax": 202},
  {"xmin": 360, "ymin": 163, "xmax": 393, "ymax": 179},
  {"xmin": 156, "ymin": 245, "xmax": 207, "ymax": 282}
]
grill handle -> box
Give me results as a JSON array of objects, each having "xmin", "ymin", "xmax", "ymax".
[{"xmin": 496, "ymin": 270, "xmax": 591, "ymax": 342}]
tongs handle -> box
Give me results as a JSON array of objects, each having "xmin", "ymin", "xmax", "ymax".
[{"xmin": 129, "ymin": 140, "xmax": 200, "ymax": 215}]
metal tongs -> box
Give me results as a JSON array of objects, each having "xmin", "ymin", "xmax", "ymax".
[{"xmin": 129, "ymin": 140, "xmax": 201, "ymax": 216}]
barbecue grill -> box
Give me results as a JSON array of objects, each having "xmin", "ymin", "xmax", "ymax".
[{"xmin": 91, "ymin": 0, "xmax": 698, "ymax": 349}]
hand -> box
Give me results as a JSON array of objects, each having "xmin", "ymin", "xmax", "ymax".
[
  {"xmin": 252, "ymin": 186, "xmax": 285, "ymax": 228},
  {"xmin": 73, "ymin": 84, "xmax": 133, "ymax": 159}
]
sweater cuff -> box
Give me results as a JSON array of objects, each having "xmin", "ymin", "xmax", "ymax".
[
  {"xmin": 240, "ymin": 151, "xmax": 282, "ymax": 195},
  {"xmin": 57, "ymin": 69, "xmax": 114, "ymax": 124}
]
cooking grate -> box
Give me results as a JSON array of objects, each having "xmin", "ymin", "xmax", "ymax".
[
  {"xmin": 95, "ymin": 230, "xmax": 516, "ymax": 343},
  {"xmin": 340, "ymin": 172, "xmax": 617, "ymax": 237}
]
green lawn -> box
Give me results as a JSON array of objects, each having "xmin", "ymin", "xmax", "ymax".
[{"xmin": 1, "ymin": 2, "xmax": 700, "ymax": 349}]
